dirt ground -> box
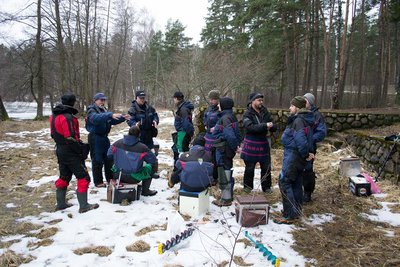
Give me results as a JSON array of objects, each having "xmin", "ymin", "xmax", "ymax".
[{"xmin": 0, "ymin": 118, "xmax": 400, "ymax": 266}]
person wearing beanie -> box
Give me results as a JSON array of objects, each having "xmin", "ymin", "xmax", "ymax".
[
  {"xmin": 86, "ymin": 92, "xmax": 129, "ymax": 188},
  {"xmin": 240, "ymin": 92, "xmax": 277, "ymax": 193},
  {"xmin": 273, "ymin": 96, "xmax": 315, "ymax": 225},
  {"xmin": 50, "ymin": 93, "xmax": 99, "ymax": 213},
  {"xmin": 203, "ymin": 90, "xmax": 221, "ymax": 150},
  {"xmin": 107, "ymin": 126, "xmax": 158, "ymax": 197},
  {"xmin": 211, "ymin": 97, "xmax": 242, "ymax": 207},
  {"xmin": 302, "ymin": 93, "xmax": 327, "ymax": 202},
  {"xmin": 172, "ymin": 91, "xmax": 195, "ymax": 167},
  {"xmin": 126, "ymin": 90, "xmax": 160, "ymax": 179},
  {"xmin": 168, "ymin": 133, "xmax": 214, "ymax": 191}
]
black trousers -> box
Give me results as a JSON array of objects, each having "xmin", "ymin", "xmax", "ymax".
[
  {"xmin": 243, "ymin": 160, "xmax": 271, "ymax": 192},
  {"xmin": 56, "ymin": 145, "xmax": 89, "ymax": 181}
]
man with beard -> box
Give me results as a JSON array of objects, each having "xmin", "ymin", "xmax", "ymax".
[
  {"xmin": 274, "ymin": 96, "xmax": 314, "ymax": 224},
  {"xmin": 240, "ymin": 93, "xmax": 276, "ymax": 193}
]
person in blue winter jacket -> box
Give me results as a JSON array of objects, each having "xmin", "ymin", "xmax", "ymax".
[
  {"xmin": 274, "ymin": 96, "xmax": 315, "ymax": 225},
  {"xmin": 172, "ymin": 91, "xmax": 195, "ymax": 164},
  {"xmin": 302, "ymin": 93, "xmax": 327, "ymax": 202},
  {"xmin": 107, "ymin": 126, "xmax": 158, "ymax": 196},
  {"xmin": 203, "ymin": 90, "xmax": 221, "ymax": 152},
  {"xmin": 86, "ymin": 92, "xmax": 129, "ymax": 188},
  {"xmin": 168, "ymin": 133, "xmax": 214, "ymax": 192},
  {"xmin": 211, "ymin": 97, "xmax": 242, "ymax": 207}
]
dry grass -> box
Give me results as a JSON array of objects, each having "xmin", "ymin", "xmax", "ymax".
[
  {"xmin": 27, "ymin": 238, "xmax": 54, "ymax": 249},
  {"xmin": 73, "ymin": 246, "xmax": 113, "ymax": 257},
  {"xmin": 126, "ymin": 240, "xmax": 151, "ymax": 252},
  {"xmin": 0, "ymin": 250, "xmax": 35, "ymax": 266},
  {"xmin": 27, "ymin": 227, "xmax": 58, "ymax": 239},
  {"xmin": 135, "ymin": 223, "xmax": 167, "ymax": 236},
  {"xmin": 233, "ymin": 256, "xmax": 253, "ymax": 266}
]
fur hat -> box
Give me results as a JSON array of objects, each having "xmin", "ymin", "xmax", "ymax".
[
  {"xmin": 219, "ymin": 97, "xmax": 234, "ymax": 111},
  {"xmin": 290, "ymin": 96, "xmax": 306, "ymax": 109},
  {"xmin": 61, "ymin": 93, "xmax": 76, "ymax": 107},
  {"xmin": 303, "ymin": 93, "xmax": 315, "ymax": 106},
  {"xmin": 208, "ymin": 90, "xmax": 220, "ymax": 100}
]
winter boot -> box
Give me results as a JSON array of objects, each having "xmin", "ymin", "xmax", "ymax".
[
  {"xmin": 77, "ymin": 191, "xmax": 99, "ymax": 213},
  {"xmin": 141, "ymin": 178, "xmax": 157, "ymax": 196},
  {"xmin": 55, "ymin": 188, "xmax": 73, "ymax": 211},
  {"xmin": 92, "ymin": 163, "xmax": 105, "ymax": 187},
  {"xmin": 212, "ymin": 168, "xmax": 233, "ymax": 207}
]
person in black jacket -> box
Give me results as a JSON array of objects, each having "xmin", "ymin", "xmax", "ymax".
[
  {"xmin": 240, "ymin": 93, "xmax": 277, "ymax": 193},
  {"xmin": 50, "ymin": 93, "xmax": 99, "ymax": 213}
]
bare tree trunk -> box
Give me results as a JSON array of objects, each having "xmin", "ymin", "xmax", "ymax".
[
  {"xmin": 395, "ymin": 22, "xmax": 400, "ymax": 105},
  {"xmin": 357, "ymin": 0, "xmax": 366, "ymax": 107},
  {"xmin": 301, "ymin": 1, "xmax": 311, "ymax": 95},
  {"xmin": 293, "ymin": 10, "xmax": 299, "ymax": 96},
  {"xmin": 83, "ymin": 0, "xmax": 91, "ymax": 106},
  {"xmin": 337, "ymin": 0, "xmax": 350, "ymax": 106},
  {"xmin": 312, "ymin": 0, "xmax": 320, "ymax": 102},
  {"xmin": 331, "ymin": 0, "xmax": 342, "ymax": 109},
  {"xmin": 373, "ymin": 0, "xmax": 386, "ymax": 107},
  {"xmin": 0, "ymin": 95, "xmax": 9, "ymax": 121},
  {"xmin": 381, "ymin": 1, "xmax": 390, "ymax": 104},
  {"xmin": 35, "ymin": 0, "xmax": 44, "ymax": 119},
  {"xmin": 54, "ymin": 0, "xmax": 67, "ymax": 93},
  {"xmin": 320, "ymin": 0, "xmax": 334, "ymax": 108}
]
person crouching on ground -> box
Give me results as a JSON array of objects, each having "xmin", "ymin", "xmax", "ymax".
[
  {"xmin": 107, "ymin": 126, "xmax": 158, "ymax": 196},
  {"xmin": 168, "ymin": 133, "xmax": 214, "ymax": 191},
  {"xmin": 50, "ymin": 93, "xmax": 99, "ymax": 213},
  {"xmin": 274, "ymin": 96, "xmax": 314, "ymax": 224}
]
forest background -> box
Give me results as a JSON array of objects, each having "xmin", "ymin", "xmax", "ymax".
[{"xmin": 0, "ymin": 0, "xmax": 400, "ymax": 120}]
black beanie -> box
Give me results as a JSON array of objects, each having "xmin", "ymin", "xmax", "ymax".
[
  {"xmin": 290, "ymin": 96, "xmax": 306, "ymax": 109},
  {"xmin": 248, "ymin": 92, "xmax": 263, "ymax": 102},
  {"xmin": 61, "ymin": 93, "xmax": 76, "ymax": 107},
  {"xmin": 192, "ymin": 133, "xmax": 206, "ymax": 147},
  {"xmin": 219, "ymin": 97, "xmax": 234, "ymax": 110}
]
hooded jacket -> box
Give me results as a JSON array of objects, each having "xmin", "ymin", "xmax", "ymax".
[
  {"xmin": 107, "ymin": 135, "xmax": 157, "ymax": 174},
  {"xmin": 50, "ymin": 104, "xmax": 80, "ymax": 144},
  {"xmin": 174, "ymin": 100, "xmax": 195, "ymax": 136},
  {"xmin": 280, "ymin": 110, "xmax": 314, "ymax": 181}
]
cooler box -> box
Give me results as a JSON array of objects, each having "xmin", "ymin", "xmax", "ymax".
[
  {"xmin": 339, "ymin": 157, "xmax": 361, "ymax": 177},
  {"xmin": 349, "ymin": 176, "xmax": 371, "ymax": 197},
  {"xmin": 107, "ymin": 183, "xmax": 142, "ymax": 204},
  {"xmin": 179, "ymin": 189, "xmax": 209, "ymax": 217},
  {"xmin": 235, "ymin": 195, "xmax": 269, "ymax": 227}
]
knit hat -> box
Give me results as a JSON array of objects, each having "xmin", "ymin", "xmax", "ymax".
[
  {"xmin": 93, "ymin": 92, "xmax": 107, "ymax": 101},
  {"xmin": 290, "ymin": 96, "xmax": 306, "ymax": 109},
  {"xmin": 219, "ymin": 97, "xmax": 234, "ymax": 110},
  {"xmin": 208, "ymin": 90, "xmax": 220, "ymax": 100},
  {"xmin": 303, "ymin": 93, "xmax": 315, "ymax": 106},
  {"xmin": 173, "ymin": 91, "xmax": 184, "ymax": 99},
  {"xmin": 135, "ymin": 90, "xmax": 146, "ymax": 98},
  {"xmin": 61, "ymin": 93, "xmax": 76, "ymax": 107},
  {"xmin": 249, "ymin": 92, "xmax": 263, "ymax": 102}
]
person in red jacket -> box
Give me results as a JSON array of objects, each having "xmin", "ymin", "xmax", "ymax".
[{"xmin": 50, "ymin": 93, "xmax": 99, "ymax": 213}]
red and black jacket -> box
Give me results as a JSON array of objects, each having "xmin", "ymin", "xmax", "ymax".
[{"xmin": 50, "ymin": 104, "xmax": 80, "ymax": 145}]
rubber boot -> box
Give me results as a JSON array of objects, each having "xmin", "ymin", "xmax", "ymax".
[
  {"xmin": 141, "ymin": 178, "xmax": 157, "ymax": 196},
  {"xmin": 303, "ymin": 191, "xmax": 312, "ymax": 203},
  {"xmin": 55, "ymin": 188, "xmax": 73, "ymax": 211},
  {"xmin": 77, "ymin": 191, "xmax": 99, "ymax": 213},
  {"xmin": 212, "ymin": 168, "xmax": 233, "ymax": 207}
]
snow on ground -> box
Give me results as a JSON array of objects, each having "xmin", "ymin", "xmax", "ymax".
[
  {"xmin": 362, "ymin": 202, "xmax": 400, "ymax": 227},
  {"xmin": 4, "ymin": 102, "xmax": 52, "ymax": 120},
  {"xmin": 1, "ymin": 104, "xmax": 400, "ymax": 266}
]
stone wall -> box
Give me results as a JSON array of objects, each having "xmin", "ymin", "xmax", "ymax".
[{"xmin": 345, "ymin": 134, "xmax": 399, "ymax": 182}]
